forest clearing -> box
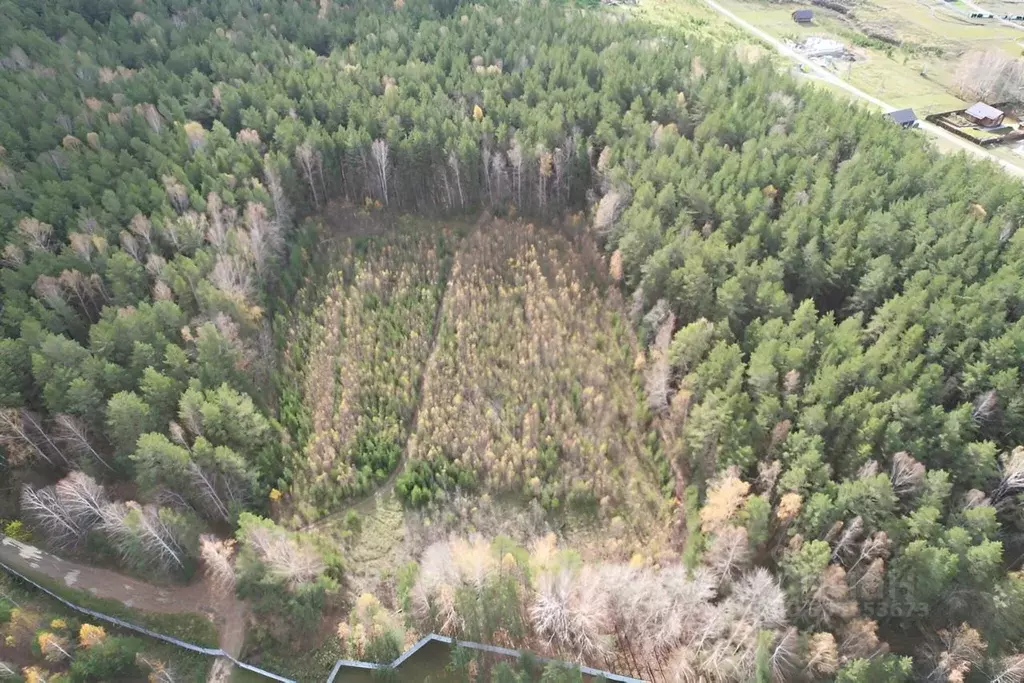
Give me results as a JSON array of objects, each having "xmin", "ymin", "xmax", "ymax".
[{"xmin": 5, "ymin": 0, "xmax": 1024, "ymax": 680}]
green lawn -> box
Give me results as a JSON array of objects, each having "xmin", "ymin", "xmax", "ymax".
[{"xmin": 641, "ymin": 0, "xmax": 1022, "ymax": 116}]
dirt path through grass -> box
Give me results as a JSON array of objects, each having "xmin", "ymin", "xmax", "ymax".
[
  {"xmin": 0, "ymin": 534, "xmax": 248, "ymax": 679},
  {"xmin": 299, "ymin": 211, "xmax": 490, "ymax": 533}
]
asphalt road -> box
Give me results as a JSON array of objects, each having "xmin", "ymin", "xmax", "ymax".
[{"xmin": 702, "ymin": 0, "xmax": 1024, "ymax": 179}]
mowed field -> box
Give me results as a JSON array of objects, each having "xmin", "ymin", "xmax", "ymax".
[{"xmin": 639, "ymin": 0, "xmax": 1024, "ymax": 114}]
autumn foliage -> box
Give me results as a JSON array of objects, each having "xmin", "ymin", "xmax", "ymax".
[{"xmin": 400, "ymin": 221, "xmax": 662, "ymax": 519}]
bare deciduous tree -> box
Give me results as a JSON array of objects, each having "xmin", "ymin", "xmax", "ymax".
[
  {"xmin": 831, "ymin": 515, "xmax": 863, "ymax": 563},
  {"xmin": 119, "ymin": 230, "xmax": 144, "ymax": 261},
  {"xmin": 138, "ymin": 655, "xmax": 177, "ymax": 683},
  {"xmin": 296, "ymin": 141, "xmax": 324, "ymax": 209},
  {"xmin": 0, "ymin": 409, "xmax": 63, "ymax": 466},
  {"xmin": 411, "ymin": 540, "xmax": 463, "ymax": 634},
  {"xmin": 33, "ymin": 274, "xmax": 65, "ymax": 311},
  {"xmin": 370, "ymin": 137, "xmax": 389, "ymax": 204},
  {"xmin": 769, "ymin": 627, "xmax": 800, "ymax": 682},
  {"xmin": 241, "ymin": 521, "xmax": 324, "ymax": 588},
  {"xmin": 55, "ymin": 471, "xmax": 108, "ymax": 529},
  {"xmin": 244, "ymin": 202, "xmax": 282, "ymax": 279},
  {"xmin": 705, "ymin": 525, "xmax": 751, "ymax": 584},
  {"xmin": 724, "ymin": 568, "xmax": 786, "ymax": 631},
  {"xmin": 803, "ymin": 632, "xmax": 839, "ymax": 677},
  {"xmin": 17, "ymin": 217, "xmax": 53, "ymax": 253},
  {"xmin": 68, "ymin": 232, "xmax": 93, "ymax": 262},
  {"xmin": 531, "ymin": 565, "xmax": 612, "ymax": 660},
  {"xmin": 536, "ymin": 144, "xmax": 552, "ymax": 211},
  {"xmin": 805, "ymin": 564, "xmax": 858, "ymax": 627},
  {"xmin": 891, "ymin": 452, "xmax": 925, "ymax": 497},
  {"xmin": 162, "ymin": 176, "xmax": 189, "ymax": 214},
  {"xmin": 1, "ymin": 244, "xmax": 25, "ymax": 268},
  {"xmin": 838, "ymin": 617, "xmax": 886, "ymax": 660},
  {"xmin": 100, "ymin": 502, "xmax": 188, "ymax": 572},
  {"xmin": 57, "ymin": 269, "xmax": 102, "ymax": 321},
  {"xmin": 264, "ymin": 156, "xmax": 292, "ymax": 232},
  {"xmin": 21, "ymin": 485, "xmax": 84, "ymax": 547},
  {"xmin": 993, "ymin": 655, "xmax": 1024, "ymax": 683},
  {"xmin": 447, "ymin": 150, "xmax": 465, "ymax": 208},
  {"xmin": 594, "ymin": 191, "xmax": 624, "ymax": 237},
  {"xmin": 136, "ymin": 103, "xmax": 163, "ymax": 134},
  {"xmin": 162, "ymin": 211, "xmax": 206, "ymax": 252},
  {"xmin": 508, "ymin": 139, "xmax": 523, "ymax": 209},
  {"xmin": 199, "ymin": 534, "xmax": 236, "ymax": 591},
  {"xmin": 489, "ymin": 149, "xmax": 508, "ymax": 206},
  {"xmin": 994, "ymin": 447, "xmax": 1024, "ymax": 506},
  {"xmin": 930, "ymin": 623, "xmax": 986, "ymax": 683},
  {"xmin": 210, "ymin": 254, "xmax": 254, "ymax": 303},
  {"xmin": 645, "ymin": 312, "xmax": 675, "ymax": 413},
  {"xmin": 953, "ymin": 50, "xmax": 1024, "ymax": 103}
]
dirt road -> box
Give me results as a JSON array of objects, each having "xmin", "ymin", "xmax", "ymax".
[
  {"xmin": 0, "ymin": 535, "xmax": 248, "ymax": 677},
  {"xmin": 702, "ymin": 0, "xmax": 1024, "ymax": 179}
]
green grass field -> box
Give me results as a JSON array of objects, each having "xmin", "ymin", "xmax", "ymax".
[
  {"xmin": 638, "ymin": 0, "xmax": 1023, "ymax": 114},
  {"xmin": 634, "ymin": 0, "xmax": 1024, "ymax": 173}
]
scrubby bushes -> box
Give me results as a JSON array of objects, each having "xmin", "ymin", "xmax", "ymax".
[
  {"xmin": 0, "ymin": 603, "xmax": 178, "ymax": 682},
  {"xmin": 401, "ymin": 221, "xmax": 664, "ymax": 522},
  {"xmin": 278, "ymin": 232, "xmax": 450, "ymax": 523},
  {"xmin": 233, "ymin": 513, "xmax": 341, "ymax": 641}
]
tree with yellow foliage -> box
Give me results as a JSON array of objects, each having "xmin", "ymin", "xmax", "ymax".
[
  {"xmin": 22, "ymin": 666, "xmax": 50, "ymax": 683},
  {"xmin": 78, "ymin": 623, "xmax": 107, "ymax": 648},
  {"xmin": 37, "ymin": 631, "xmax": 72, "ymax": 662},
  {"xmin": 337, "ymin": 592, "xmax": 406, "ymax": 663}
]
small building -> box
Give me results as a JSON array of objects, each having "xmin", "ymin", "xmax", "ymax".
[
  {"xmin": 792, "ymin": 9, "xmax": 814, "ymax": 22},
  {"xmin": 964, "ymin": 102, "xmax": 1005, "ymax": 127},
  {"xmin": 887, "ymin": 108, "xmax": 918, "ymax": 128}
]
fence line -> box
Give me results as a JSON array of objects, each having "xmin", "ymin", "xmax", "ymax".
[
  {"xmin": 2, "ymin": 556, "xmax": 645, "ymax": 682},
  {"xmin": 0, "ymin": 559, "xmax": 295, "ymax": 683},
  {"xmin": 326, "ymin": 634, "xmax": 647, "ymax": 683}
]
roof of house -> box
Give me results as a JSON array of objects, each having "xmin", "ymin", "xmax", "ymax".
[
  {"xmin": 966, "ymin": 102, "xmax": 1004, "ymax": 120},
  {"xmin": 792, "ymin": 9, "xmax": 814, "ymax": 18},
  {"xmin": 887, "ymin": 108, "xmax": 917, "ymax": 125}
]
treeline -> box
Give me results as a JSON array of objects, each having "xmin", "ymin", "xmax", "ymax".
[{"xmin": 3, "ymin": 0, "xmax": 1024, "ymax": 677}]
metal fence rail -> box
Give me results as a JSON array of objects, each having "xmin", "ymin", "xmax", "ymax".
[
  {"xmin": 327, "ymin": 634, "xmax": 647, "ymax": 683},
  {"xmin": 0, "ymin": 558, "xmax": 295, "ymax": 683},
  {"xmin": 2, "ymin": 556, "xmax": 645, "ymax": 683}
]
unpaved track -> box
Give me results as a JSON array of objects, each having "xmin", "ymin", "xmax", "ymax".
[
  {"xmin": 0, "ymin": 535, "xmax": 247, "ymax": 678},
  {"xmin": 701, "ymin": 0, "xmax": 1024, "ymax": 179}
]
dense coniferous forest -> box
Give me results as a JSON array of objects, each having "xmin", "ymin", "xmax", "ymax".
[{"xmin": 4, "ymin": 0, "xmax": 1024, "ymax": 679}]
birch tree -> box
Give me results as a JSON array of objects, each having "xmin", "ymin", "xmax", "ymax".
[
  {"xmin": 21, "ymin": 485, "xmax": 83, "ymax": 547},
  {"xmin": 371, "ymin": 138, "xmax": 390, "ymax": 206},
  {"xmin": 295, "ymin": 141, "xmax": 323, "ymax": 209},
  {"xmin": 0, "ymin": 409, "xmax": 65, "ymax": 466},
  {"xmin": 263, "ymin": 154, "xmax": 292, "ymax": 232},
  {"xmin": 55, "ymin": 414, "xmax": 113, "ymax": 471}
]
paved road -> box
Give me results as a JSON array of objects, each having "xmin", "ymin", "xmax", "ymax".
[{"xmin": 702, "ymin": 0, "xmax": 1024, "ymax": 179}]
